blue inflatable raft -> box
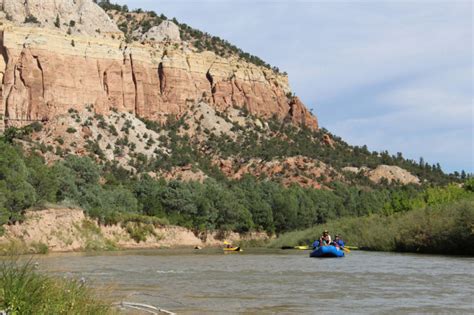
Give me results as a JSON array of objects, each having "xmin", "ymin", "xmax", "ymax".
[{"xmin": 310, "ymin": 245, "xmax": 344, "ymax": 258}]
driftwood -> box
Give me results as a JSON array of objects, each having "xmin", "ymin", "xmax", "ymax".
[{"xmin": 113, "ymin": 301, "xmax": 176, "ymax": 315}]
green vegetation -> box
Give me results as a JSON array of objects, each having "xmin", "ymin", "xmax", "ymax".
[
  {"xmin": 0, "ymin": 260, "xmax": 112, "ymax": 314},
  {"xmin": 0, "ymin": 125, "xmax": 472, "ymax": 238},
  {"xmin": 24, "ymin": 15, "xmax": 40, "ymax": 24},
  {"xmin": 123, "ymin": 221, "xmax": 159, "ymax": 243},
  {"xmin": 54, "ymin": 14, "xmax": 61, "ymax": 28},
  {"xmin": 203, "ymin": 116, "xmax": 461, "ymax": 186},
  {"xmin": 271, "ymin": 195, "xmax": 474, "ymax": 255},
  {"xmin": 75, "ymin": 219, "xmax": 117, "ymax": 251}
]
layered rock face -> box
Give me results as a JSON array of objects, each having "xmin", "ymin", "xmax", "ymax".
[{"xmin": 0, "ymin": 0, "xmax": 318, "ymax": 131}]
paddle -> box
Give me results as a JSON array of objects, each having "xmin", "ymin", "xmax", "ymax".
[
  {"xmin": 342, "ymin": 247, "xmax": 351, "ymax": 253},
  {"xmin": 345, "ymin": 245, "xmax": 359, "ymax": 250}
]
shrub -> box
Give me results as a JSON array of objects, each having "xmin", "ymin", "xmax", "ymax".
[
  {"xmin": 123, "ymin": 222, "xmax": 157, "ymax": 243},
  {"xmin": 66, "ymin": 127, "xmax": 77, "ymax": 134},
  {"xmin": 29, "ymin": 121, "xmax": 43, "ymax": 132},
  {"xmin": 30, "ymin": 242, "xmax": 49, "ymax": 254},
  {"xmin": 24, "ymin": 15, "xmax": 39, "ymax": 24}
]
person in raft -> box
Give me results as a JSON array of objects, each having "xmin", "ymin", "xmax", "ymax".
[
  {"xmin": 319, "ymin": 230, "xmax": 332, "ymax": 246},
  {"xmin": 332, "ymin": 234, "xmax": 345, "ymax": 248}
]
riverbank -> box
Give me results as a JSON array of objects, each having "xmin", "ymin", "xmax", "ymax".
[
  {"xmin": 0, "ymin": 260, "xmax": 112, "ymax": 314},
  {"xmin": 0, "ymin": 207, "xmax": 270, "ymax": 254},
  {"xmin": 270, "ymin": 197, "xmax": 474, "ymax": 255}
]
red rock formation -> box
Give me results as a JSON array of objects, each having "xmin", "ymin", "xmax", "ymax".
[
  {"xmin": 323, "ymin": 134, "xmax": 335, "ymax": 148},
  {"xmin": 0, "ymin": 25, "xmax": 318, "ymax": 131},
  {"xmin": 288, "ymin": 97, "xmax": 318, "ymax": 130}
]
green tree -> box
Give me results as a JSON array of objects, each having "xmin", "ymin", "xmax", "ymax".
[
  {"xmin": 0, "ymin": 143, "xmax": 36, "ymax": 221},
  {"xmin": 26, "ymin": 154, "xmax": 59, "ymax": 203},
  {"xmin": 54, "ymin": 14, "xmax": 60, "ymax": 28}
]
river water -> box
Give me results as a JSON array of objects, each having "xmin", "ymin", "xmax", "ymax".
[{"xmin": 38, "ymin": 248, "xmax": 473, "ymax": 314}]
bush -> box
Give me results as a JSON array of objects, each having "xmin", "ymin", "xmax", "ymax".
[
  {"xmin": 123, "ymin": 222, "xmax": 157, "ymax": 243},
  {"xmin": 66, "ymin": 127, "xmax": 77, "ymax": 134},
  {"xmin": 29, "ymin": 121, "xmax": 43, "ymax": 132},
  {"xmin": 30, "ymin": 242, "xmax": 49, "ymax": 254},
  {"xmin": 24, "ymin": 15, "xmax": 39, "ymax": 24}
]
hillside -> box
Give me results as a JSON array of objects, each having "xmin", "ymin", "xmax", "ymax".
[{"xmin": 0, "ymin": 0, "xmax": 466, "ymax": 243}]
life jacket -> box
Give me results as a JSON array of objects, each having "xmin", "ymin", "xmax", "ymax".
[{"xmin": 321, "ymin": 235, "xmax": 330, "ymax": 245}]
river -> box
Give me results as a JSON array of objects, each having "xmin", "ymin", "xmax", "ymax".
[{"xmin": 38, "ymin": 248, "xmax": 473, "ymax": 314}]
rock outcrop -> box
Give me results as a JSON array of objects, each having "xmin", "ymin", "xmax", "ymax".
[
  {"xmin": 0, "ymin": 0, "xmax": 120, "ymax": 35},
  {"xmin": 368, "ymin": 165, "xmax": 420, "ymax": 185},
  {"xmin": 343, "ymin": 165, "xmax": 420, "ymax": 185},
  {"xmin": 142, "ymin": 21, "xmax": 180, "ymax": 42},
  {"xmin": 0, "ymin": 0, "xmax": 318, "ymax": 131}
]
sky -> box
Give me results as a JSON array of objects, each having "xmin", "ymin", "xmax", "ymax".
[{"xmin": 116, "ymin": 0, "xmax": 473, "ymax": 173}]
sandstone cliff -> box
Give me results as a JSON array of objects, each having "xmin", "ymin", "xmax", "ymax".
[{"xmin": 0, "ymin": 0, "xmax": 318, "ymax": 132}]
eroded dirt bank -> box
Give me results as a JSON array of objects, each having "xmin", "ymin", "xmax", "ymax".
[{"xmin": 0, "ymin": 208, "xmax": 270, "ymax": 253}]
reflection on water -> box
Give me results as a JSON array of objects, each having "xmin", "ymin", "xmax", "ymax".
[{"xmin": 37, "ymin": 249, "xmax": 473, "ymax": 314}]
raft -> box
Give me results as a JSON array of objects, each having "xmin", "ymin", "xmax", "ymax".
[
  {"xmin": 310, "ymin": 245, "xmax": 344, "ymax": 258},
  {"xmin": 223, "ymin": 247, "xmax": 242, "ymax": 252}
]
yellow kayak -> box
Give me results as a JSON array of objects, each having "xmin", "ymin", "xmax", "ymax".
[
  {"xmin": 294, "ymin": 245, "xmax": 310, "ymax": 250},
  {"xmin": 223, "ymin": 247, "xmax": 242, "ymax": 252}
]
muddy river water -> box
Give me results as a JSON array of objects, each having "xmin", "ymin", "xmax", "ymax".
[{"xmin": 38, "ymin": 248, "xmax": 473, "ymax": 314}]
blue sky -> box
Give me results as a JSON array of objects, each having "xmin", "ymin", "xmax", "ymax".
[{"xmin": 116, "ymin": 0, "xmax": 473, "ymax": 173}]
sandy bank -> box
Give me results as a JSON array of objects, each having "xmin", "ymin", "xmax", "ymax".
[{"xmin": 0, "ymin": 208, "xmax": 270, "ymax": 254}]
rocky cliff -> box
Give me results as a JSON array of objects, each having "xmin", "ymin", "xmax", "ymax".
[{"xmin": 0, "ymin": 0, "xmax": 318, "ymax": 132}]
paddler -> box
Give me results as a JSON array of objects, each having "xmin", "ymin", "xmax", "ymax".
[
  {"xmin": 319, "ymin": 229, "xmax": 332, "ymax": 246},
  {"xmin": 333, "ymin": 234, "xmax": 345, "ymax": 248}
]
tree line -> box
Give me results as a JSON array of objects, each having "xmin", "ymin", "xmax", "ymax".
[{"xmin": 1, "ymin": 139, "xmax": 471, "ymax": 236}]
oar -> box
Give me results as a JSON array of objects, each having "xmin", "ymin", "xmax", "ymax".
[
  {"xmin": 345, "ymin": 246, "xmax": 359, "ymax": 250},
  {"xmin": 342, "ymin": 247, "xmax": 351, "ymax": 253}
]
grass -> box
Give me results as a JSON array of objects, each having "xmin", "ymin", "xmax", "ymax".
[
  {"xmin": 0, "ymin": 240, "xmax": 49, "ymax": 256},
  {"xmin": 270, "ymin": 197, "xmax": 474, "ymax": 255},
  {"xmin": 0, "ymin": 259, "xmax": 113, "ymax": 314}
]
